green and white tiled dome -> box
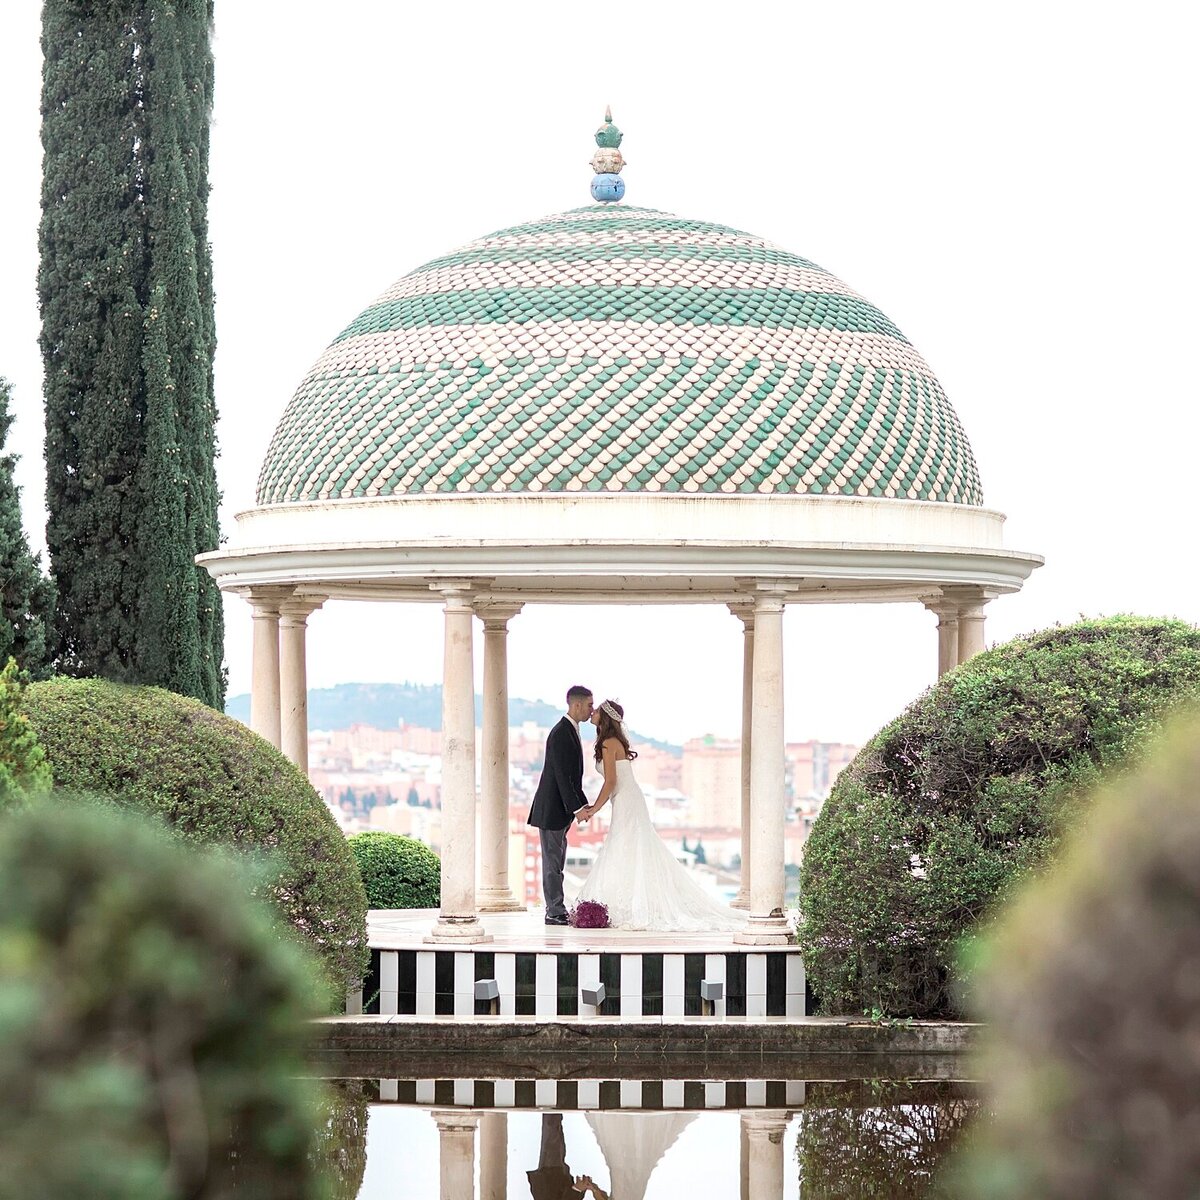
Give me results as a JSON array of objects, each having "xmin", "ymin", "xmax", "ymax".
[{"xmin": 257, "ymin": 206, "xmax": 983, "ymax": 506}]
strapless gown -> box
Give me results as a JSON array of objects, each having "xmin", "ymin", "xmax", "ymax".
[
  {"xmin": 575, "ymin": 759, "xmax": 746, "ymax": 932},
  {"xmin": 585, "ymin": 1111, "xmax": 696, "ymax": 1199}
]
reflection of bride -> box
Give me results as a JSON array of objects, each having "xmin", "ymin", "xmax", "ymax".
[
  {"xmin": 576, "ymin": 700, "xmax": 744, "ymax": 932},
  {"xmin": 574, "ymin": 1112, "xmax": 697, "ymax": 1200}
]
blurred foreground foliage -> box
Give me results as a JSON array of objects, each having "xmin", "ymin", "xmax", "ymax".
[
  {"xmin": 949, "ymin": 712, "xmax": 1200, "ymax": 1198},
  {"xmin": 0, "ymin": 802, "xmax": 332, "ymax": 1199}
]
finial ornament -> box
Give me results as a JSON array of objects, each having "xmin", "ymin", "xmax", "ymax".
[{"xmin": 590, "ymin": 106, "xmax": 625, "ymax": 203}]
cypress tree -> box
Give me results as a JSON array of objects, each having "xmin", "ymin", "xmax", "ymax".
[
  {"xmin": 39, "ymin": 0, "xmax": 224, "ymax": 707},
  {"xmin": 0, "ymin": 379, "xmax": 56, "ymax": 680}
]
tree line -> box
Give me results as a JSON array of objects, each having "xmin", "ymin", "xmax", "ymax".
[{"xmin": 3, "ymin": 1, "xmax": 222, "ymax": 705}]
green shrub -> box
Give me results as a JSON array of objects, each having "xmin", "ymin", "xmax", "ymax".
[
  {"xmin": 800, "ymin": 616, "xmax": 1200, "ymax": 1018},
  {"xmin": 348, "ymin": 830, "xmax": 441, "ymax": 909},
  {"xmin": 22, "ymin": 677, "xmax": 368, "ymax": 996},
  {"xmin": 0, "ymin": 803, "xmax": 325, "ymax": 1200},
  {"xmin": 950, "ymin": 713, "xmax": 1200, "ymax": 1198},
  {"xmin": 0, "ymin": 658, "xmax": 51, "ymax": 811}
]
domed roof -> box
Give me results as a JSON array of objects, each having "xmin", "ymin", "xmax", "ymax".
[{"xmin": 256, "ymin": 205, "xmax": 982, "ymax": 506}]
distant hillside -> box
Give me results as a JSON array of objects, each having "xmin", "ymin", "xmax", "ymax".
[{"xmin": 225, "ymin": 681, "xmax": 681, "ymax": 753}]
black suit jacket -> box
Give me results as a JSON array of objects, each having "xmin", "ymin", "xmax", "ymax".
[
  {"xmin": 526, "ymin": 1167, "xmax": 576, "ymax": 1200},
  {"xmin": 528, "ymin": 717, "xmax": 587, "ymax": 830}
]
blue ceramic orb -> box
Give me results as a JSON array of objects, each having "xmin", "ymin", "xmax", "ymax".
[{"xmin": 590, "ymin": 173, "xmax": 625, "ymax": 203}]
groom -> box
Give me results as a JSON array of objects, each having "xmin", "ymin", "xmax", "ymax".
[{"xmin": 528, "ymin": 685, "xmax": 593, "ymax": 926}]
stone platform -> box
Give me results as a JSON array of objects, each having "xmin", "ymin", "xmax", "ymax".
[
  {"xmin": 352, "ymin": 908, "xmax": 807, "ymax": 1019},
  {"xmin": 315, "ymin": 1013, "xmax": 976, "ymax": 1077}
]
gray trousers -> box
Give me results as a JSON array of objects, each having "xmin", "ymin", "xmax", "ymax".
[{"xmin": 539, "ymin": 826, "xmax": 570, "ymax": 919}]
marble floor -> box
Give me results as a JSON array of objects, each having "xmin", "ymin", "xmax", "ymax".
[{"xmin": 367, "ymin": 907, "xmax": 797, "ymax": 954}]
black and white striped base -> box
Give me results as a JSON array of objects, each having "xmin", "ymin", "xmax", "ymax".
[
  {"xmin": 349, "ymin": 948, "xmax": 806, "ymax": 1018},
  {"xmin": 371, "ymin": 1077, "xmax": 807, "ymax": 1109}
]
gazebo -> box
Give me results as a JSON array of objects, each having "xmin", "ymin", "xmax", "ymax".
[{"xmin": 200, "ymin": 113, "xmax": 1041, "ymax": 952}]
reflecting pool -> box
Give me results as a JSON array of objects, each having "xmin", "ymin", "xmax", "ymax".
[{"xmin": 317, "ymin": 1076, "xmax": 978, "ymax": 1199}]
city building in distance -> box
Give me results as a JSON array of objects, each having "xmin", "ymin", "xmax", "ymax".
[{"xmin": 308, "ymin": 715, "xmax": 857, "ymax": 906}]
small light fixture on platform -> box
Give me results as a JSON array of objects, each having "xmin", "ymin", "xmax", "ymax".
[
  {"xmin": 700, "ymin": 979, "xmax": 723, "ymax": 1016},
  {"xmin": 475, "ymin": 978, "xmax": 500, "ymax": 1015},
  {"xmin": 581, "ymin": 983, "xmax": 606, "ymax": 1008}
]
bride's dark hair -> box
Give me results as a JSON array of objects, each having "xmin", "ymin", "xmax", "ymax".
[{"xmin": 593, "ymin": 699, "xmax": 638, "ymax": 766}]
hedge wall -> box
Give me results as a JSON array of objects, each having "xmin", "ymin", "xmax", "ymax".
[
  {"xmin": 348, "ymin": 831, "xmax": 441, "ymax": 909},
  {"xmin": 799, "ymin": 616, "xmax": 1200, "ymax": 1018},
  {"xmin": 23, "ymin": 677, "xmax": 369, "ymax": 995}
]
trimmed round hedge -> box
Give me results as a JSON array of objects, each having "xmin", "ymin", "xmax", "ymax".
[
  {"xmin": 799, "ymin": 616, "xmax": 1200, "ymax": 1019},
  {"xmin": 954, "ymin": 716, "xmax": 1200, "ymax": 1198},
  {"xmin": 0, "ymin": 803, "xmax": 325, "ymax": 1199},
  {"xmin": 22, "ymin": 677, "xmax": 369, "ymax": 995},
  {"xmin": 348, "ymin": 831, "xmax": 440, "ymax": 909}
]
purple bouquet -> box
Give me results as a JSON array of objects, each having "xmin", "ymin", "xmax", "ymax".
[{"xmin": 568, "ymin": 900, "xmax": 611, "ymax": 929}]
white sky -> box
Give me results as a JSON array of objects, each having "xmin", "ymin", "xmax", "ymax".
[{"xmin": 1, "ymin": 2, "xmax": 1197, "ymax": 746}]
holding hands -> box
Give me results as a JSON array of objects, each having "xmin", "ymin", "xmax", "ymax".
[{"xmin": 573, "ymin": 1177, "xmax": 609, "ymax": 1200}]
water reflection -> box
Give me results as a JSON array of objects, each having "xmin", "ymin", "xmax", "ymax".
[
  {"xmin": 327, "ymin": 1078, "xmax": 977, "ymax": 1199},
  {"xmin": 796, "ymin": 1082, "xmax": 976, "ymax": 1199},
  {"xmin": 312, "ymin": 1078, "xmax": 370, "ymax": 1199}
]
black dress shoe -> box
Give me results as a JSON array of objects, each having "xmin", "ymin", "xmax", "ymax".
[{"xmin": 544, "ymin": 916, "xmax": 569, "ymax": 926}]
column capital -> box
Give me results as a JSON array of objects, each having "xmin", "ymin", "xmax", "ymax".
[
  {"xmin": 734, "ymin": 578, "xmax": 800, "ymax": 609},
  {"xmin": 938, "ymin": 584, "xmax": 998, "ymax": 608},
  {"xmin": 729, "ymin": 578, "xmax": 796, "ymax": 597},
  {"xmin": 920, "ymin": 595, "xmax": 960, "ymax": 623},
  {"xmin": 429, "ymin": 578, "xmax": 491, "ymax": 611},
  {"xmin": 727, "ymin": 600, "xmax": 756, "ymax": 629},
  {"xmin": 740, "ymin": 1109, "xmax": 791, "ymax": 1140},
  {"xmin": 476, "ymin": 602, "xmax": 524, "ymax": 629},
  {"xmin": 432, "ymin": 1110, "xmax": 480, "ymax": 1134},
  {"xmin": 277, "ymin": 594, "xmax": 326, "ymax": 625},
  {"xmin": 238, "ymin": 585, "xmax": 294, "ymax": 615}
]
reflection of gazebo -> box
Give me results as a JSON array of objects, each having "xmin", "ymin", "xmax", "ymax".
[{"xmin": 200, "ymin": 119, "xmax": 1041, "ymax": 948}]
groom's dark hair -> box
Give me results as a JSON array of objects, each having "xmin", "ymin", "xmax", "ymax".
[{"xmin": 566, "ymin": 685, "xmax": 593, "ymax": 703}]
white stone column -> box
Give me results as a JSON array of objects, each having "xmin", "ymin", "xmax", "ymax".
[
  {"xmin": 742, "ymin": 1111, "xmax": 789, "ymax": 1200},
  {"xmin": 736, "ymin": 583, "xmax": 792, "ymax": 945},
  {"xmin": 477, "ymin": 604, "xmax": 524, "ymax": 913},
  {"xmin": 956, "ymin": 589, "xmax": 991, "ymax": 665},
  {"xmin": 728, "ymin": 602, "xmax": 755, "ymax": 910},
  {"xmin": 428, "ymin": 581, "xmax": 490, "ymax": 944},
  {"xmin": 739, "ymin": 1114, "xmax": 751, "ymax": 1200},
  {"xmin": 479, "ymin": 1111, "xmax": 507, "ymax": 1200},
  {"xmin": 245, "ymin": 586, "xmax": 289, "ymax": 749},
  {"xmin": 433, "ymin": 1111, "xmax": 479, "ymax": 1200},
  {"xmin": 278, "ymin": 595, "xmax": 325, "ymax": 775},
  {"xmin": 922, "ymin": 598, "xmax": 960, "ymax": 678}
]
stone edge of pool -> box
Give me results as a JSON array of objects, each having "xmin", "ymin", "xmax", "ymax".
[{"xmin": 311, "ymin": 1015, "xmax": 978, "ymax": 1058}]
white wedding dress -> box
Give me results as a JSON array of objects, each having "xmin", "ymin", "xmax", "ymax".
[
  {"xmin": 585, "ymin": 1112, "xmax": 696, "ymax": 1199},
  {"xmin": 576, "ymin": 759, "xmax": 746, "ymax": 931}
]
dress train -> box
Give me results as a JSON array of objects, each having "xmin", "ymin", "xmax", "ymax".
[{"xmin": 576, "ymin": 760, "xmax": 745, "ymax": 932}]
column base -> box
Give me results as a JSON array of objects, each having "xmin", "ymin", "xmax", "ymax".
[
  {"xmin": 425, "ymin": 916, "xmax": 493, "ymax": 944},
  {"xmin": 477, "ymin": 888, "xmax": 527, "ymax": 913},
  {"xmin": 733, "ymin": 915, "xmax": 792, "ymax": 946},
  {"xmin": 730, "ymin": 890, "xmax": 751, "ymax": 911}
]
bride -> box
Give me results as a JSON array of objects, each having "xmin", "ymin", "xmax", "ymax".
[{"xmin": 575, "ymin": 700, "xmax": 745, "ymax": 932}]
